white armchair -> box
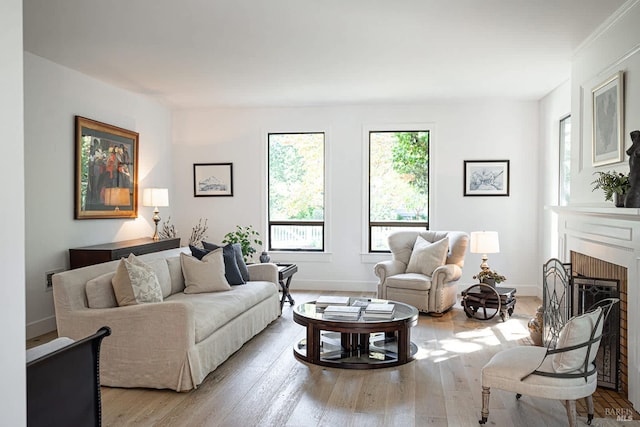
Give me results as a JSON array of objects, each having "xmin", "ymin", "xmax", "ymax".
[{"xmin": 374, "ymin": 230, "xmax": 469, "ymax": 315}]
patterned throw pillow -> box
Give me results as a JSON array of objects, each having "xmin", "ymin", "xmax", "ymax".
[{"xmin": 112, "ymin": 254, "xmax": 163, "ymax": 306}]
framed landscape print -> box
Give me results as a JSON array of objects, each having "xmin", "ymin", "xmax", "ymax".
[
  {"xmin": 193, "ymin": 163, "xmax": 234, "ymax": 197},
  {"xmin": 464, "ymin": 160, "xmax": 510, "ymax": 196},
  {"xmin": 75, "ymin": 116, "xmax": 139, "ymax": 219},
  {"xmin": 592, "ymin": 71, "xmax": 624, "ymax": 166}
]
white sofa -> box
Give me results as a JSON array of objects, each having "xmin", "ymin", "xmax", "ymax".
[{"xmin": 52, "ymin": 247, "xmax": 281, "ymax": 391}]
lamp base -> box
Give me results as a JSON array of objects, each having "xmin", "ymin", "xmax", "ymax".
[{"xmin": 152, "ymin": 209, "xmax": 161, "ymax": 241}]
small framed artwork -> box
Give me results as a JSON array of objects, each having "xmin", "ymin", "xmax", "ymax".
[
  {"xmin": 194, "ymin": 163, "xmax": 234, "ymax": 197},
  {"xmin": 592, "ymin": 71, "xmax": 624, "ymax": 166},
  {"xmin": 75, "ymin": 116, "xmax": 138, "ymax": 219},
  {"xmin": 464, "ymin": 160, "xmax": 510, "ymax": 196}
]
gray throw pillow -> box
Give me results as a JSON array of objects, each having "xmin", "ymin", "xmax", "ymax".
[{"xmin": 200, "ymin": 242, "xmax": 246, "ymax": 285}]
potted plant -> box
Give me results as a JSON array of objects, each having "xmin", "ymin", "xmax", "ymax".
[
  {"xmin": 222, "ymin": 225, "xmax": 263, "ymax": 262},
  {"xmin": 473, "ymin": 269, "xmax": 507, "ymax": 287},
  {"xmin": 591, "ymin": 170, "xmax": 630, "ymax": 207}
]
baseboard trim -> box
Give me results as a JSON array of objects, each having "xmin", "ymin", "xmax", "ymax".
[{"xmin": 26, "ymin": 315, "xmax": 57, "ymax": 340}]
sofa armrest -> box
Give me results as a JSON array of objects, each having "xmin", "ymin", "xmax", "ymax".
[
  {"xmin": 247, "ymin": 262, "xmax": 279, "ymax": 284},
  {"xmin": 374, "ymin": 260, "xmax": 406, "ymax": 282},
  {"xmin": 57, "ymin": 301, "xmax": 195, "ymax": 349}
]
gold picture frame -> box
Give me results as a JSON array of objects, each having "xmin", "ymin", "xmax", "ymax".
[
  {"xmin": 592, "ymin": 71, "xmax": 624, "ymax": 167},
  {"xmin": 75, "ymin": 116, "xmax": 139, "ymax": 219}
]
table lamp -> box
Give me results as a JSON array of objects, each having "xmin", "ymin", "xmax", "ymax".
[
  {"xmin": 470, "ymin": 231, "xmax": 500, "ymax": 272},
  {"xmin": 103, "ymin": 188, "xmax": 130, "ymax": 211},
  {"xmin": 143, "ymin": 188, "xmax": 169, "ymax": 240}
]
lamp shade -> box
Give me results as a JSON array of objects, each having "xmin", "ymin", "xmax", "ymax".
[
  {"xmin": 142, "ymin": 188, "xmax": 169, "ymax": 207},
  {"xmin": 470, "ymin": 231, "xmax": 500, "ymax": 254},
  {"xmin": 104, "ymin": 188, "xmax": 130, "ymax": 206}
]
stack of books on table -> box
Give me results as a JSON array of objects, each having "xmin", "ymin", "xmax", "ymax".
[
  {"xmin": 315, "ymin": 295, "xmax": 351, "ymax": 308},
  {"xmin": 363, "ymin": 303, "xmax": 395, "ymax": 320},
  {"xmin": 322, "ymin": 305, "xmax": 362, "ymax": 320}
]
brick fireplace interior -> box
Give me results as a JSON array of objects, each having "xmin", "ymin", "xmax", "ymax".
[{"xmin": 571, "ymin": 251, "xmax": 628, "ymax": 397}]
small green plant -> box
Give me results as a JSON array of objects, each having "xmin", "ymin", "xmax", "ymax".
[
  {"xmin": 222, "ymin": 225, "xmax": 263, "ymax": 262},
  {"xmin": 473, "ymin": 269, "xmax": 507, "ymax": 284},
  {"xmin": 591, "ymin": 171, "xmax": 630, "ymax": 202}
]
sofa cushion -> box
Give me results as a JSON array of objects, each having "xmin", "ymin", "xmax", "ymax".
[
  {"xmin": 385, "ymin": 273, "xmax": 432, "ymax": 291},
  {"xmin": 86, "ymin": 272, "xmax": 117, "ymax": 308},
  {"xmin": 200, "ymin": 242, "xmax": 246, "ymax": 285},
  {"xmin": 181, "ymin": 250, "xmax": 231, "ymax": 294},
  {"xmin": 112, "ymin": 254, "xmax": 163, "ymax": 306},
  {"xmin": 552, "ymin": 307, "xmax": 603, "ymax": 373},
  {"xmin": 166, "ymin": 256, "xmax": 186, "ymax": 295},
  {"xmin": 166, "ymin": 281, "xmax": 277, "ymax": 343},
  {"xmin": 406, "ymin": 236, "xmax": 449, "ymax": 276}
]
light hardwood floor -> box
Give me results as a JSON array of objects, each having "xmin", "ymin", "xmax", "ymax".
[{"xmin": 30, "ymin": 291, "xmax": 639, "ymax": 426}]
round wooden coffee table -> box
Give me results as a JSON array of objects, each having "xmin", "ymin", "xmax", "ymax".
[{"xmin": 292, "ymin": 298, "xmax": 418, "ymax": 369}]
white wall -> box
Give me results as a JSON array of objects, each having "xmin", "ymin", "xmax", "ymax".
[
  {"xmin": 570, "ymin": 1, "xmax": 640, "ymax": 204},
  {"xmin": 23, "ymin": 53, "xmax": 174, "ymax": 338},
  {"xmin": 0, "ymin": 1, "xmax": 25, "ymax": 424},
  {"xmin": 172, "ymin": 101, "xmax": 540, "ymax": 295},
  {"xmin": 539, "ymin": 81, "xmax": 571, "ymax": 270}
]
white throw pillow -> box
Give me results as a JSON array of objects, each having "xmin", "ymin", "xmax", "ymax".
[
  {"xmin": 181, "ymin": 249, "xmax": 231, "ymax": 294},
  {"xmin": 112, "ymin": 254, "xmax": 163, "ymax": 306},
  {"xmin": 406, "ymin": 236, "xmax": 449, "ymax": 276},
  {"xmin": 552, "ymin": 307, "xmax": 603, "ymax": 373}
]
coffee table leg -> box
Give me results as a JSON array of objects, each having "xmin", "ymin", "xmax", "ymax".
[
  {"xmin": 397, "ymin": 328, "xmax": 409, "ymax": 363},
  {"xmin": 307, "ymin": 325, "xmax": 320, "ymax": 363}
]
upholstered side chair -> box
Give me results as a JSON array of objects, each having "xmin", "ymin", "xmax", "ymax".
[
  {"xmin": 374, "ymin": 230, "xmax": 469, "ymax": 315},
  {"xmin": 479, "ymin": 298, "xmax": 619, "ymax": 427}
]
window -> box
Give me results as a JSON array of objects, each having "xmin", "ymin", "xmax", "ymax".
[
  {"xmin": 559, "ymin": 115, "xmax": 571, "ymax": 206},
  {"xmin": 369, "ymin": 130, "xmax": 429, "ymax": 252},
  {"xmin": 268, "ymin": 132, "xmax": 324, "ymax": 251}
]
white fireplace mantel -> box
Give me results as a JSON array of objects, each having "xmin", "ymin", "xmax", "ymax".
[{"xmin": 550, "ymin": 205, "xmax": 639, "ymax": 409}]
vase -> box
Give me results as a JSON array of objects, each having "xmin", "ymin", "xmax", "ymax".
[
  {"xmin": 481, "ymin": 278, "xmax": 496, "ymax": 287},
  {"xmin": 259, "ymin": 251, "xmax": 270, "ymax": 263},
  {"xmin": 615, "ymin": 192, "xmax": 625, "ymax": 207}
]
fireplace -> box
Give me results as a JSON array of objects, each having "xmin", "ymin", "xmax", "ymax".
[
  {"xmin": 572, "ymin": 275, "xmax": 620, "ymax": 390},
  {"xmin": 552, "ymin": 205, "xmax": 638, "ymax": 410}
]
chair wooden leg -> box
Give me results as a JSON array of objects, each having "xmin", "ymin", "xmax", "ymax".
[
  {"xmin": 585, "ymin": 395, "xmax": 594, "ymax": 425},
  {"xmin": 563, "ymin": 400, "xmax": 577, "ymax": 427},
  {"xmin": 479, "ymin": 386, "xmax": 490, "ymax": 424}
]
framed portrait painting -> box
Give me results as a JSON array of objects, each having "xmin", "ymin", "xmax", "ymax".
[
  {"xmin": 592, "ymin": 71, "xmax": 624, "ymax": 166},
  {"xmin": 75, "ymin": 116, "xmax": 139, "ymax": 219},
  {"xmin": 464, "ymin": 160, "xmax": 510, "ymax": 196},
  {"xmin": 193, "ymin": 163, "xmax": 234, "ymax": 197}
]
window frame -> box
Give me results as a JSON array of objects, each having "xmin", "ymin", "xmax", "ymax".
[
  {"xmin": 559, "ymin": 114, "xmax": 571, "ymax": 206},
  {"xmin": 267, "ymin": 131, "xmax": 326, "ymax": 252},
  {"xmin": 367, "ymin": 128, "xmax": 431, "ymax": 253}
]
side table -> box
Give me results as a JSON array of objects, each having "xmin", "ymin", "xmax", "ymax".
[
  {"xmin": 461, "ymin": 284, "xmax": 517, "ymax": 321},
  {"xmin": 276, "ymin": 263, "xmax": 297, "ymax": 309}
]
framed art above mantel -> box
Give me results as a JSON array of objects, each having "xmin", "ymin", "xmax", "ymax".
[
  {"xmin": 75, "ymin": 116, "xmax": 139, "ymax": 219},
  {"xmin": 592, "ymin": 71, "xmax": 624, "ymax": 167}
]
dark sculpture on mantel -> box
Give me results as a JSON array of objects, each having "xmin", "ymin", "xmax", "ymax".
[{"xmin": 625, "ymin": 130, "xmax": 640, "ymax": 207}]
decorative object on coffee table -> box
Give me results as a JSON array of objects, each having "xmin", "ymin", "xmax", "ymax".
[{"xmin": 142, "ymin": 188, "xmax": 169, "ymax": 241}]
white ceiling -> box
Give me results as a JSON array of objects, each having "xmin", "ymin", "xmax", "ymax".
[{"xmin": 23, "ymin": 0, "xmax": 627, "ymax": 109}]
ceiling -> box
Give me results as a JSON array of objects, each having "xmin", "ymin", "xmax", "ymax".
[{"xmin": 23, "ymin": 0, "xmax": 627, "ymax": 109}]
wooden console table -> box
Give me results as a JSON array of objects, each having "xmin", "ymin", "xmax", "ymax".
[{"xmin": 69, "ymin": 237, "xmax": 181, "ymax": 269}]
